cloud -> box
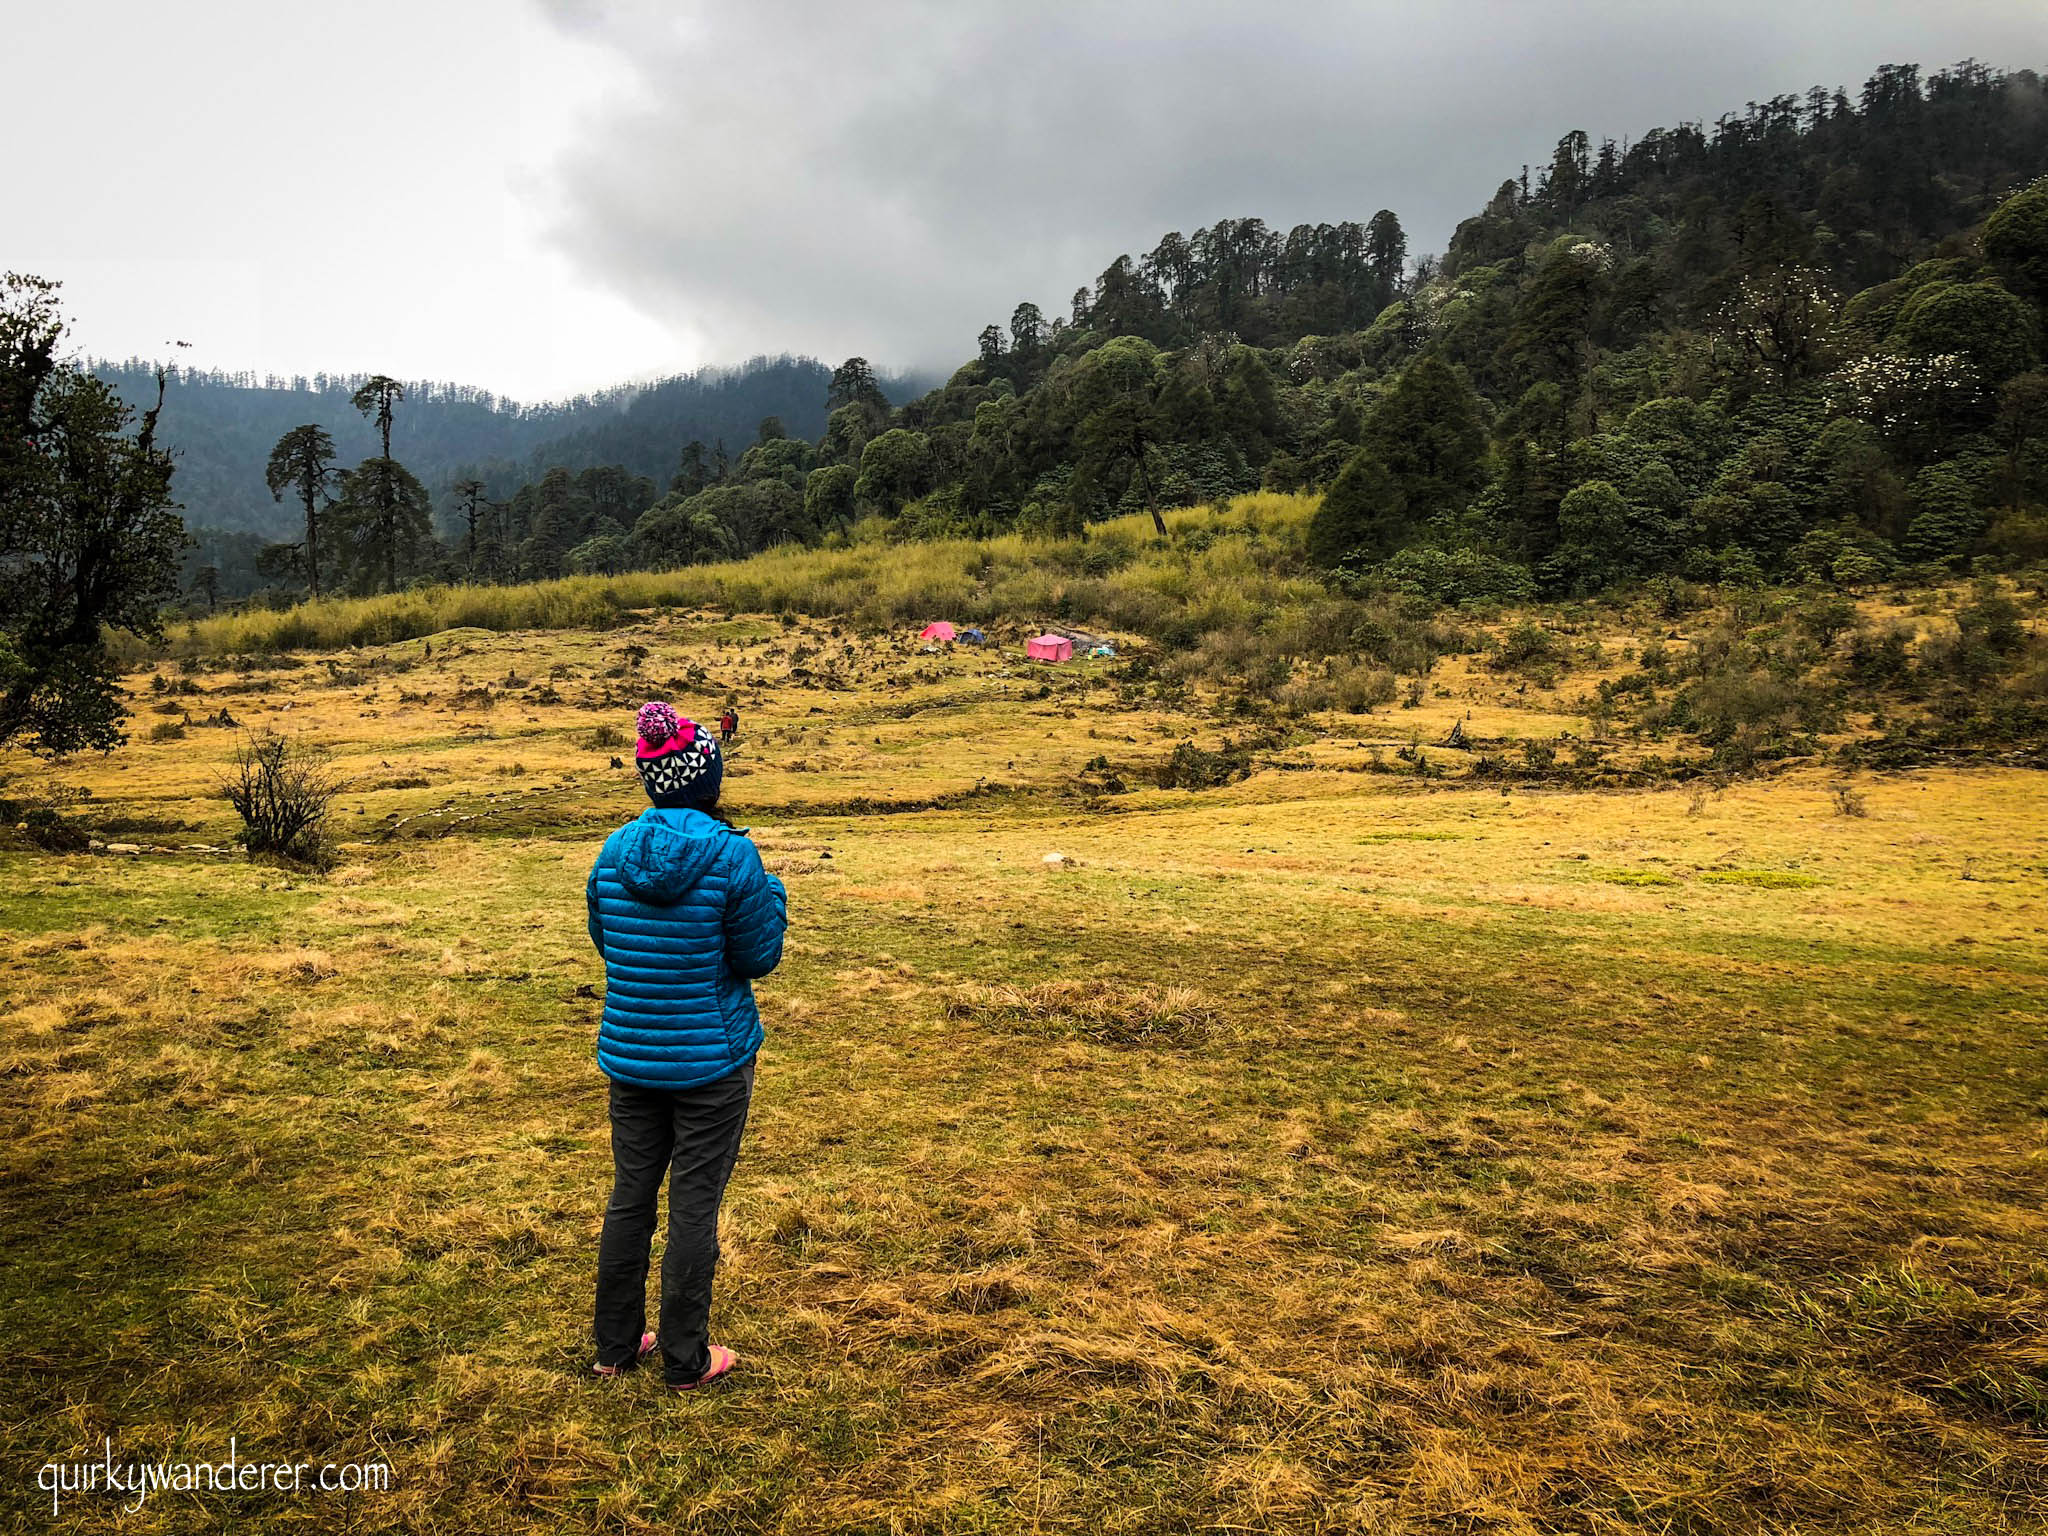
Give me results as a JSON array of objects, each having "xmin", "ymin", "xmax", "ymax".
[{"xmin": 533, "ymin": 0, "xmax": 2047, "ymax": 371}]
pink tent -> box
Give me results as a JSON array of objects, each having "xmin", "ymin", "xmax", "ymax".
[
  {"xmin": 919, "ymin": 621, "xmax": 957, "ymax": 641},
  {"xmin": 1026, "ymin": 634, "xmax": 1073, "ymax": 662}
]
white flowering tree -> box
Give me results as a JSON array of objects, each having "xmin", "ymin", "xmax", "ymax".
[
  {"xmin": 1720, "ymin": 267, "xmax": 1836, "ymax": 388},
  {"xmin": 1831, "ymin": 352, "xmax": 1983, "ymax": 450}
]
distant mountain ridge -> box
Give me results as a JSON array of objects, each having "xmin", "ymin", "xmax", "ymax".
[{"xmin": 94, "ymin": 355, "xmax": 937, "ymax": 538}]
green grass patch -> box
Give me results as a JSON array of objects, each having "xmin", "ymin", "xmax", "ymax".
[
  {"xmin": 1700, "ymin": 868, "xmax": 1823, "ymax": 888},
  {"xmin": 1595, "ymin": 868, "xmax": 1682, "ymax": 887}
]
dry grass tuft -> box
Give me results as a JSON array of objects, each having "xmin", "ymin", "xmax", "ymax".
[
  {"xmin": 943, "ymin": 979, "xmax": 1221, "ymax": 1047},
  {"xmin": 254, "ymin": 945, "xmax": 338, "ymax": 981}
]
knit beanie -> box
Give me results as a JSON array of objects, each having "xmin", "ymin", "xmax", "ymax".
[{"xmin": 634, "ymin": 701, "xmax": 723, "ymax": 809}]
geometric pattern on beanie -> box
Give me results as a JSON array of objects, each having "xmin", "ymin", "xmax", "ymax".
[{"xmin": 637, "ymin": 733, "xmax": 719, "ymax": 800}]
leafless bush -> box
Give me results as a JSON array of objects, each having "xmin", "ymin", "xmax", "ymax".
[{"xmin": 222, "ymin": 732, "xmax": 343, "ymax": 866}]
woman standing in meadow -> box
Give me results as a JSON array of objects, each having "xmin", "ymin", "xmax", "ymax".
[{"xmin": 584, "ymin": 701, "xmax": 787, "ymax": 1390}]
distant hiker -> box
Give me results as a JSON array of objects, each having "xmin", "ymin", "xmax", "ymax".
[
  {"xmin": 719, "ymin": 708, "xmax": 738, "ymax": 744},
  {"xmin": 584, "ymin": 700, "xmax": 787, "ymax": 1391}
]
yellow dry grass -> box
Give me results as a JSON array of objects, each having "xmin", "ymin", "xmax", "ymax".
[{"xmin": 3, "ymin": 595, "xmax": 2045, "ymax": 1533}]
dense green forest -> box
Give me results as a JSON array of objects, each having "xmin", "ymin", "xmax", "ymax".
[
  {"xmin": 94, "ymin": 357, "xmax": 931, "ymax": 585},
  {"xmin": 175, "ymin": 60, "xmax": 2048, "ymax": 613},
  {"xmin": 875, "ymin": 58, "xmax": 2048, "ymax": 598}
]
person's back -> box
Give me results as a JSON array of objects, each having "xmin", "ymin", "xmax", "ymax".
[
  {"xmin": 587, "ymin": 804, "xmax": 783, "ymax": 1086},
  {"xmin": 584, "ymin": 702, "xmax": 786, "ymax": 1390}
]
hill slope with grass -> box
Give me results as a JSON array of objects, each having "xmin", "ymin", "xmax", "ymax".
[{"xmin": 136, "ymin": 491, "xmax": 2048, "ymax": 777}]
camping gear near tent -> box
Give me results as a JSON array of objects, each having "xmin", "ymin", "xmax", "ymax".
[
  {"xmin": 1045, "ymin": 625, "xmax": 1107, "ymax": 651},
  {"xmin": 961, "ymin": 628, "xmax": 987, "ymax": 645},
  {"xmin": 1027, "ymin": 634, "xmax": 1073, "ymax": 662},
  {"xmin": 919, "ymin": 622, "xmax": 957, "ymax": 642}
]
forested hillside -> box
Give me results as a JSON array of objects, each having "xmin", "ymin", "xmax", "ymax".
[
  {"xmin": 100, "ymin": 356, "xmax": 928, "ymax": 541},
  {"xmin": 183, "ymin": 59, "xmax": 2048, "ymax": 615},
  {"xmin": 869, "ymin": 59, "xmax": 2048, "ymax": 595}
]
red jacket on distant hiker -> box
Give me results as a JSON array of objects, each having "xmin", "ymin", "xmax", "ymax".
[{"xmin": 719, "ymin": 709, "xmax": 738, "ymax": 743}]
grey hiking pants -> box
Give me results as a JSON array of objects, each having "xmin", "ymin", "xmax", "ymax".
[{"xmin": 594, "ymin": 1060, "xmax": 754, "ymax": 1383}]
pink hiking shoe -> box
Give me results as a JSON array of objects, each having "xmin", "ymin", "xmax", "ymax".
[
  {"xmin": 667, "ymin": 1345, "xmax": 738, "ymax": 1391},
  {"xmin": 593, "ymin": 1331, "xmax": 657, "ymax": 1378}
]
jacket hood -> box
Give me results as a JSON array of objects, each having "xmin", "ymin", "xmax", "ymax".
[{"xmin": 613, "ymin": 810, "xmax": 724, "ymax": 905}]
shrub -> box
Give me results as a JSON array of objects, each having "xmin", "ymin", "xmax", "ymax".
[
  {"xmin": 1985, "ymin": 509, "xmax": 2048, "ymax": 565},
  {"xmin": 1275, "ymin": 678, "xmax": 1334, "ymax": 716},
  {"xmin": 1663, "ymin": 668, "xmax": 1813, "ymax": 754},
  {"xmin": 222, "ymin": 732, "xmax": 342, "ymax": 867},
  {"xmin": 1903, "ymin": 466, "xmax": 1990, "ymax": 563},
  {"xmin": 1845, "ymin": 625, "xmax": 1914, "ymax": 687},
  {"xmin": 1, "ymin": 800, "xmax": 91, "ymax": 852},
  {"xmin": 1955, "ymin": 589, "xmax": 2027, "ymax": 655},
  {"xmin": 1490, "ymin": 621, "xmax": 1565, "ymax": 673},
  {"xmin": 1647, "ymin": 575, "xmax": 1705, "ymax": 617},
  {"xmin": 1377, "ymin": 546, "xmax": 1536, "ymax": 605},
  {"xmin": 1551, "ymin": 480, "xmax": 1633, "ymax": 591},
  {"xmin": 1158, "ymin": 738, "xmax": 1254, "ymax": 790},
  {"xmin": 1833, "ymin": 547, "xmax": 1892, "ymax": 589},
  {"xmin": 1794, "ymin": 594, "xmax": 1860, "ymax": 648},
  {"xmin": 1332, "ymin": 664, "xmax": 1398, "ymax": 713}
]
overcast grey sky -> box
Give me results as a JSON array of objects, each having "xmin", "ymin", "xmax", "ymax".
[{"xmin": 6, "ymin": 1, "xmax": 2042, "ymax": 401}]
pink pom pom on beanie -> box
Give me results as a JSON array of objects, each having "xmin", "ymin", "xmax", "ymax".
[{"xmin": 632, "ymin": 701, "xmax": 723, "ymax": 808}]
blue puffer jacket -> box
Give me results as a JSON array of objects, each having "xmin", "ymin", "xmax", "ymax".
[{"xmin": 586, "ymin": 807, "xmax": 788, "ymax": 1090}]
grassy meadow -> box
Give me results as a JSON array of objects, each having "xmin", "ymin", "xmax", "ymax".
[
  {"xmin": 127, "ymin": 497, "xmax": 1336, "ymax": 660},
  {"xmin": 5, "ymin": 528, "xmax": 2048, "ymax": 1531}
]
